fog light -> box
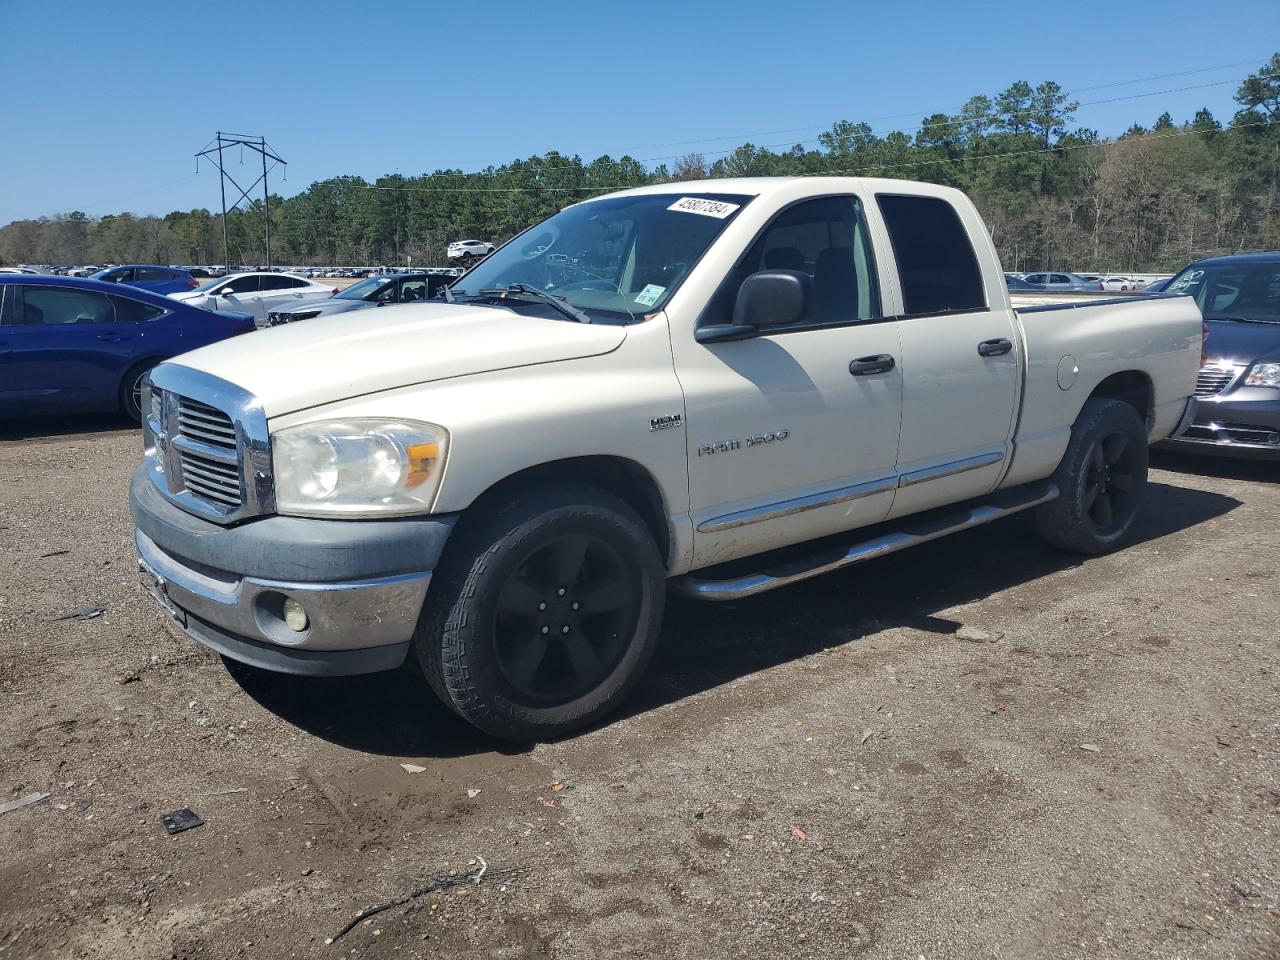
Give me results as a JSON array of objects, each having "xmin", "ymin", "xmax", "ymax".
[{"xmin": 282, "ymin": 597, "xmax": 309, "ymax": 632}]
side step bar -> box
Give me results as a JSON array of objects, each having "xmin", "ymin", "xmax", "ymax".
[{"xmin": 671, "ymin": 482, "xmax": 1059, "ymax": 601}]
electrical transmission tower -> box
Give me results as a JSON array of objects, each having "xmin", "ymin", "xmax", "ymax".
[{"xmin": 195, "ymin": 132, "xmax": 287, "ymax": 268}]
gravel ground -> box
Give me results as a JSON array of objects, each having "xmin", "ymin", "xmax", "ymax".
[{"xmin": 0, "ymin": 416, "xmax": 1277, "ymax": 960}]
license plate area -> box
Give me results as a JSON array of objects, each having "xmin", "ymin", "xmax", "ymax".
[{"xmin": 138, "ymin": 558, "xmax": 187, "ymax": 627}]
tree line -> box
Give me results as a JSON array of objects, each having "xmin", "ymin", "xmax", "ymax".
[{"xmin": 2, "ymin": 55, "xmax": 1277, "ymax": 274}]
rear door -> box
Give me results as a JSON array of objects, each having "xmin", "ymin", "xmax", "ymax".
[
  {"xmin": 874, "ymin": 193, "xmax": 1021, "ymax": 518},
  {"xmin": 259, "ymin": 275, "xmax": 317, "ymax": 313},
  {"xmin": 7, "ymin": 284, "xmax": 139, "ymax": 411}
]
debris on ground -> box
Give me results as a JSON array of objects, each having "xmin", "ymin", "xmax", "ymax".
[
  {"xmin": 1079, "ymin": 743, "xmax": 1101, "ymax": 753},
  {"xmin": 39, "ymin": 549, "xmax": 70, "ymax": 558},
  {"xmin": 983, "ymin": 705, "xmax": 1008, "ymax": 716},
  {"xmin": 399, "ymin": 763, "xmax": 426, "ymax": 774},
  {"xmin": 52, "ymin": 603, "xmax": 106, "ymax": 621},
  {"xmin": 791, "ymin": 826, "xmax": 807, "ymax": 841},
  {"xmin": 955, "ymin": 626, "xmax": 1002, "ymax": 643},
  {"xmin": 860, "ymin": 728, "xmax": 874, "ymax": 745},
  {"xmin": 0, "ymin": 792, "xmax": 49, "ymax": 816},
  {"xmin": 161, "ymin": 808, "xmax": 205, "ymax": 835},
  {"xmin": 466, "ymin": 789, "xmax": 481, "ymax": 799},
  {"xmin": 326, "ymin": 857, "xmax": 524, "ymax": 945}
]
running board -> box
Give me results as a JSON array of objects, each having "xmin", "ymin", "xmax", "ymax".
[{"xmin": 671, "ymin": 482, "xmax": 1059, "ymax": 601}]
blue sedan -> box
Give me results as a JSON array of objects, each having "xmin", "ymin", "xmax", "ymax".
[
  {"xmin": 0, "ymin": 275, "xmax": 255, "ymax": 421},
  {"xmin": 91, "ymin": 264, "xmax": 199, "ymax": 295}
]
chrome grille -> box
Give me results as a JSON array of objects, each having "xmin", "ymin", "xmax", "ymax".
[
  {"xmin": 171, "ymin": 393, "xmax": 244, "ymax": 510},
  {"xmin": 177, "ymin": 397, "xmax": 237, "ymax": 450},
  {"xmin": 179, "ymin": 450, "xmax": 242, "ymax": 505},
  {"xmin": 144, "ymin": 366, "xmax": 273, "ymax": 525},
  {"xmin": 1194, "ymin": 366, "xmax": 1238, "ymax": 397}
]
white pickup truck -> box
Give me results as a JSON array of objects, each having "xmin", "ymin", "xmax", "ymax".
[{"xmin": 130, "ymin": 177, "xmax": 1202, "ymax": 741}]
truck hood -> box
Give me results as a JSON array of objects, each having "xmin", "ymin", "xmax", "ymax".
[{"xmin": 166, "ymin": 301, "xmax": 627, "ymax": 417}]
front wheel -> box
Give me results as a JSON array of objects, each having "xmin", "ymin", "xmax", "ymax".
[
  {"xmin": 1035, "ymin": 398, "xmax": 1149, "ymax": 554},
  {"xmin": 415, "ymin": 484, "xmax": 665, "ymax": 741}
]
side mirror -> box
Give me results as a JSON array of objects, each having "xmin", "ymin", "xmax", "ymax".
[{"xmin": 697, "ymin": 270, "xmax": 808, "ymax": 344}]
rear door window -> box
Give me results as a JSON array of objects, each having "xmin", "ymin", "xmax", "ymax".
[
  {"xmin": 223, "ymin": 274, "xmax": 261, "ymax": 294},
  {"xmin": 111, "ymin": 295, "xmax": 166, "ymax": 322},
  {"xmin": 876, "ymin": 194, "xmax": 986, "ymax": 316}
]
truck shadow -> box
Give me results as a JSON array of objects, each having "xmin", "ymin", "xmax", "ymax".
[{"xmin": 229, "ymin": 480, "xmax": 1238, "ymax": 758}]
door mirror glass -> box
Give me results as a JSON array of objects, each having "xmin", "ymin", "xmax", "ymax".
[{"xmin": 732, "ymin": 270, "xmax": 808, "ymax": 330}]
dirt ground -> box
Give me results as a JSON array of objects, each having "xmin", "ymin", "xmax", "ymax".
[{"xmin": 0, "ymin": 416, "xmax": 1277, "ymax": 960}]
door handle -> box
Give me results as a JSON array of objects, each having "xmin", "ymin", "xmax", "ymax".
[
  {"xmin": 849, "ymin": 354, "xmax": 896, "ymax": 376},
  {"xmin": 96, "ymin": 334, "xmax": 128, "ymax": 342},
  {"xmin": 977, "ymin": 338, "xmax": 1013, "ymax": 357}
]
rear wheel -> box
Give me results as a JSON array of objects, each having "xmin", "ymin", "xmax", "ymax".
[
  {"xmin": 416, "ymin": 483, "xmax": 665, "ymax": 741},
  {"xmin": 120, "ymin": 361, "xmax": 156, "ymax": 422},
  {"xmin": 1035, "ymin": 398, "xmax": 1148, "ymax": 554}
]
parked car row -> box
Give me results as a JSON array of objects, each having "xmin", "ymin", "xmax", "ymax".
[
  {"xmin": 0, "ymin": 275, "xmax": 255, "ymax": 421},
  {"xmin": 265, "ymin": 271, "xmax": 457, "ymax": 326},
  {"xmin": 1005, "ymin": 271, "xmax": 1168, "ymax": 293},
  {"xmin": 170, "ymin": 272, "xmax": 338, "ymax": 324}
]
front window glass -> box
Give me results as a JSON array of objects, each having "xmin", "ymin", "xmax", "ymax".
[
  {"xmin": 700, "ymin": 195, "xmax": 882, "ymax": 329},
  {"xmin": 451, "ymin": 192, "xmax": 752, "ymax": 323},
  {"xmin": 1167, "ymin": 262, "xmax": 1280, "ymax": 322}
]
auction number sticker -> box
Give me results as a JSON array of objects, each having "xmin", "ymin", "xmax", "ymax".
[
  {"xmin": 635, "ymin": 284, "xmax": 666, "ymax": 307},
  {"xmin": 667, "ymin": 197, "xmax": 740, "ymax": 219}
]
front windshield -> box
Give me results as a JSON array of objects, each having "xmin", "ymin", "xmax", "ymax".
[
  {"xmin": 1167, "ymin": 262, "xmax": 1280, "ymax": 322},
  {"xmin": 336, "ymin": 276, "xmax": 392, "ymax": 301},
  {"xmin": 451, "ymin": 192, "xmax": 752, "ymax": 322}
]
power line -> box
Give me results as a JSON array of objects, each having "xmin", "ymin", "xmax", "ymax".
[{"xmin": 573, "ymin": 55, "xmax": 1272, "ymax": 157}]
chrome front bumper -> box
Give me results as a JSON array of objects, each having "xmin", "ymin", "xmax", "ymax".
[
  {"xmin": 136, "ymin": 529, "xmax": 430, "ymax": 654},
  {"xmin": 129, "ymin": 463, "xmax": 454, "ymax": 676}
]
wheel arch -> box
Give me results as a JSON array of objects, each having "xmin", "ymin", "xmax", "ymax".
[
  {"xmin": 1081, "ymin": 370, "xmax": 1154, "ymax": 430},
  {"xmin": 452, "ymin": 455, "xmax": 674, "ymax": 566}
]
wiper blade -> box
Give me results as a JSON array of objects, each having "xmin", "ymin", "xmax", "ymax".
[{"xmin": 477, "ymin": 283, "xmax": 592, "ymax": 324}]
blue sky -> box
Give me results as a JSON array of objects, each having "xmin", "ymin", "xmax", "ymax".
[{"xmin": 1, "ymin": 0, "xmax": 1277, "ymax": 222}]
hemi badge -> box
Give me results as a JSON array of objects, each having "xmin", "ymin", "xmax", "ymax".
[{"xmin": 650, "ymin": 414, "xmax": 683, "ymax": 432}]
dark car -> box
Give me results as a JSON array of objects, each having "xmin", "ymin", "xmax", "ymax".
[
  {"xmin": 1158, "ymin": 252, "xmax": 1280, "ymax": 459},
  {"xmin": 265, "ymin": 271, "xmax": 455, "ymax": 326},
  {"xmin": 0, "ymin": 275, "xmax": 255, "ymax": 422},
  {"xmin": 92, "ymin": 264, "xmax": 199, "ymax": 295}
]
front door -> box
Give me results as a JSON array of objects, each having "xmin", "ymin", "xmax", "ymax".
[
  {"xmin": 673, "ymin": 195, "xmax": 904, "ymax": 568},
  {"xmin": 873, "ymin": 193, "xmax": 1021, "ymax": 518}
]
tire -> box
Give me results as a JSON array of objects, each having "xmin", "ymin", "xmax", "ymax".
[
  {"xmin": 1034, "ymin": 398, "xmax": 1149, "ymax": 554},
  {"xmin": 415, "ymin": 483, "xmax": 665, "ymax": 741},
  {"xmin": 120, "ymin": 361, "xmax": 156, "ymax": 422}
]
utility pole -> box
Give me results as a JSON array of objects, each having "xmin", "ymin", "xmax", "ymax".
[{"xmin": 195, "ymin": 132, "xmax": 286, "ymax": 268}]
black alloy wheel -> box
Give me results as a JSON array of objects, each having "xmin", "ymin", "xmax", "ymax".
[
  {"xmin": 492, "ymin": 533, "xmax": 636, "ymax": 706},
  {"xmin": 1081, "ymin": 430, "xmax": 1140, "ymax": 534}
]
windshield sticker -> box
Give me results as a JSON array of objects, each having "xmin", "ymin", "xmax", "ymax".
[
  {"xmin": 668, "ymin": 197, "xmax": 741, "ymax": 219},
  {"xmin": 635, "ymin": 284, "xmax": 666, "ymax": 307}
]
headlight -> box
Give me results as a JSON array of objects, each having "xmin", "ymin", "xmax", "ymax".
[
  {"xmin": 1245, "ymin": 362, "xmax": 1280, "ymax": 387},
  {"xmin": 273, "ymin": 419, "xmax": 448, "ymax": 517}
]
